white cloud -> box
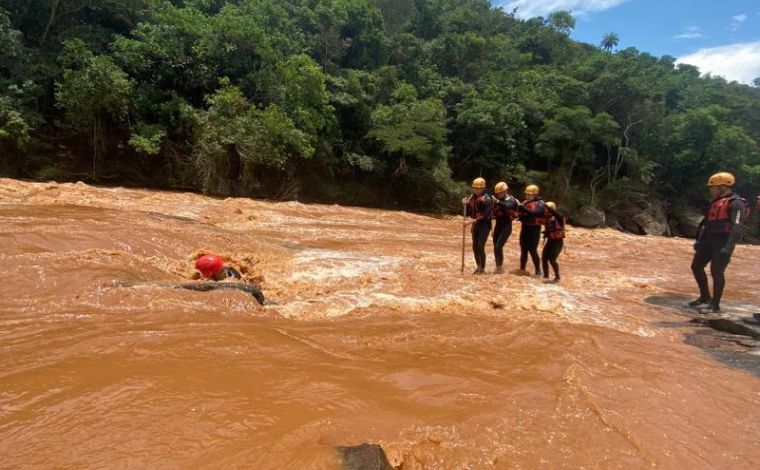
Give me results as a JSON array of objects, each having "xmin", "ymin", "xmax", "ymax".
[
  {"xmin": 730, "ymin": 13, "xmax": 748, "ymax": 31},
  {"xmin": 674, "ymin": 26, "xmax": 703, "ymax": 40},
  {"xmin": 677, "ymin": 42, "xmax": 760, "ymax": 84},
  {"xmin": 674, "ymin": 32, "xmax": 704, "ymax": 39},
  {"xmin": 499, "ymin": 0, "xmax": 631, "ymax": 19}
]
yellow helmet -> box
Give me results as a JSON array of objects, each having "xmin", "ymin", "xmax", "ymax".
[
  {"xmin": 546, "ymin": 201, "xmax": 556, "ymax": 210},
  {"xmin": 472, "ymin": 177, "xmax": 486, "ymax": 189},
  {"xmin": 707, "ymin": 172, "xmax": 735, "ymax": 187},
  {"xmin": 525, "ymin": 184, "xmax": 540, "ymax": 195},
  {"xmin": 494, "ymin": 181, "xmax": 508, "ymax": 193}
]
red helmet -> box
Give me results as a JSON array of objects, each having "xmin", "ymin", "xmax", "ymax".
[{"xmin": 195, "ymin": 254, "xmax": 224, "ymax": 278}]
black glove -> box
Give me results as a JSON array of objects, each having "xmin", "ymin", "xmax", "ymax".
[
  {"xmin": 719, "ymin": 246, "xmax": 732, "ymax": 256},
  {"xmin": 693, "ymin": 242, "xmax": 699, "ymax": 251}
]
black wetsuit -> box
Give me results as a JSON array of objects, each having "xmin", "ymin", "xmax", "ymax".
[
  {"xmin": 492, "ymin": 196, "xmax": 519, "ymax": 268},
  {"xmin": 691, "ymin": 193, "xmax": 746, "ymax": 310},
  {"xmin": 542, "ymin": 208, "xmax": 565, "ymax": 280},
  {"xmin": 519, "ymin": 197, "xmax": 545, "ymax": 275},
  {"xmin": 221, "ymin": 267, "xmax": 242, "ymax": 280},
  {"xmin": 466, "ymin": 192, "xmax": 493, "ymax": 273}
]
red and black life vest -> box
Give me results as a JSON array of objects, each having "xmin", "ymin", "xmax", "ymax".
[
  {"xmin": 705, "ymin": 194, "xmax": 748, "ymax": 234},
  {"xmin": 466, "ymin": 193, "xmax": 492, "ymax": 222},
  {"xmin": 520, "ymin": 199, "xmax": 545, "ymax": 226},
  {"xmin": 492, "ymin": 197, "xmax": 518, "ymax": 220},
  {"xmin": 544, "ymin": 214, "xmax": 565, "ymax": 239}
]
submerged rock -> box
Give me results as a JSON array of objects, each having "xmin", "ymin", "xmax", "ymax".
[
  {"xmin": 337, "ymin": 444, "xmax": 394, "ymax": 470},
  {"xmin": 706, "ymin": 317, "xmax": 760, "ymax": 339}
]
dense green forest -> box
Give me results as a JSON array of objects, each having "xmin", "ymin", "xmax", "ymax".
[{"xmin": 1, "ymin": 0, "xmax": 759, "ymax": 232}]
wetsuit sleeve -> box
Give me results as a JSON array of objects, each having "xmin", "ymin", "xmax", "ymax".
[
  {"xmin": 725, "ymin": 199, "xmax": 746, "ymax": 251},
  {"xmin": 464, "ymin": 195, "xmax": 475, "ymax": 218},
  {"xmin": 695, "ymin": 216, "xmax": 706, "ymax": 241}
]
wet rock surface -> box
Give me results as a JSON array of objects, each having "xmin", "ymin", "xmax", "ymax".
[
  {"xmin": 646, "ymin": 294, "xmax": 760, "ymax": 375},
  {"xmin": 338, "ymin": 444, "xmax": 394, "ymax": 470}
]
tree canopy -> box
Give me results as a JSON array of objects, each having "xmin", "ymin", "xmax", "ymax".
[{"xmin": 0, "ymin": 0, "xmax": 759, "ymax": 222}]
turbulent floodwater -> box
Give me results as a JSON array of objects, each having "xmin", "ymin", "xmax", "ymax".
[{"xmin": 1, "ymin": 178, "xmax": 759, "ymax": 469}]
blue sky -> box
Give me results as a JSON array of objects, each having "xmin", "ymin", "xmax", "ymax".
[{"xmin": 493, "ymin": 0, "xmax": 760, "ymax": 84}]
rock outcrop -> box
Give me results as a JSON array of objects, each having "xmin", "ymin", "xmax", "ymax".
[
  {"xmin": 675, "ymin": 208, "xmax": 704, "ymax": 238},
  {"xmin": 572, "ymin": 206, "xmax": 606, "ymax": 228},
  {"xmin": 338, "ymin": 444, "xmax": 394, "ymax": 470},
  {"xmin": 630, "ymin": 203, "xmax": 669, "ymax": 236}
]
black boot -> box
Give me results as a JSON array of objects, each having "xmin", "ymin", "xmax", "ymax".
[
  {"xmin": 698, "ymin": 303, "xmax": 720, "ymax": 315},
  {"xmin": 688, "ymin": 297, "xmax": 711, "ymax": 307}
]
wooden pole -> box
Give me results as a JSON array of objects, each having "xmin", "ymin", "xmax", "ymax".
[{"xmin": 461, "ymin": 200, "xmax": 467, "ymax": 273}]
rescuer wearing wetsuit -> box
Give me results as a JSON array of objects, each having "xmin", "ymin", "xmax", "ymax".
[
  {"xmin": 690, "ymin": 172, "xmax": 748, "ymax": 313},
  {"xmin": 541, "ymin": 201, "xmax": 565, "ymax": 283},
  {"xmin": 491, "ymin": 181, "xmax": 520, "ymax": 274},
  {"xmin": 463, "ymin": 177, "xmax": 493, "ymax": 274},
  {"xmin": 518, "ymin": 184, "xmax": 546, "ymax": 277}
]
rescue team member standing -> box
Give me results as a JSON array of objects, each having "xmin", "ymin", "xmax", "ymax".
[
  {"xmin": 518, "ymin": 184, "xmax": 545, "ymax": 277},
  {"xmin": 690, "ymin": 172, "xmax": 748, "ymax": 313},
  {"xmin": 491, "ymin": 181, "xmax": 520, "ymax": 274},
  {"xmin": 463, "ymin": 177, "xmax": 493, "ymax": 274},
  {"xmin": 541, "ymin": 202, "xmax": 565, "ymax": 283}
]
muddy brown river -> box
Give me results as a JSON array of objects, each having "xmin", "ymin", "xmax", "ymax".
[{"xmin": 1, "ymin": 178, "xmax": 759, "ymax": 469}]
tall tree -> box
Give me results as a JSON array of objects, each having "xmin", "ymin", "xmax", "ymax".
[
  {"xmin": 600, "ymin": 32, "xmax": 619, "ymax": 52},
  {"xmin": 55, "ymin": 39, "xmax": 132, "ymax": 180}
]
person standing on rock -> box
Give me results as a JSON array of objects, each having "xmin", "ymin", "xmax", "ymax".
[
  {"xmin": 518, "ymin": 184, "xmax": 546, "ymax": 277},
  {"xmin": 463, "ymin": 177, "xmax": 493, "ymax": 274},
  {"xmin": 541, "ymin": 202, "xmax": 565, "ymax": 283},
  {"xmin": 491, "ymin": 181, "xmax": 519, "ymax": 274},
  {"xmin": 690, "ymin": 172, "xmax": 749, "ymax": 313}
]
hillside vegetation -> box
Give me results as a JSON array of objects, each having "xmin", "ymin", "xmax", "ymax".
[{"xmin": 1, "ymin": 1, "xmax": 759, "ymax": 232}]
